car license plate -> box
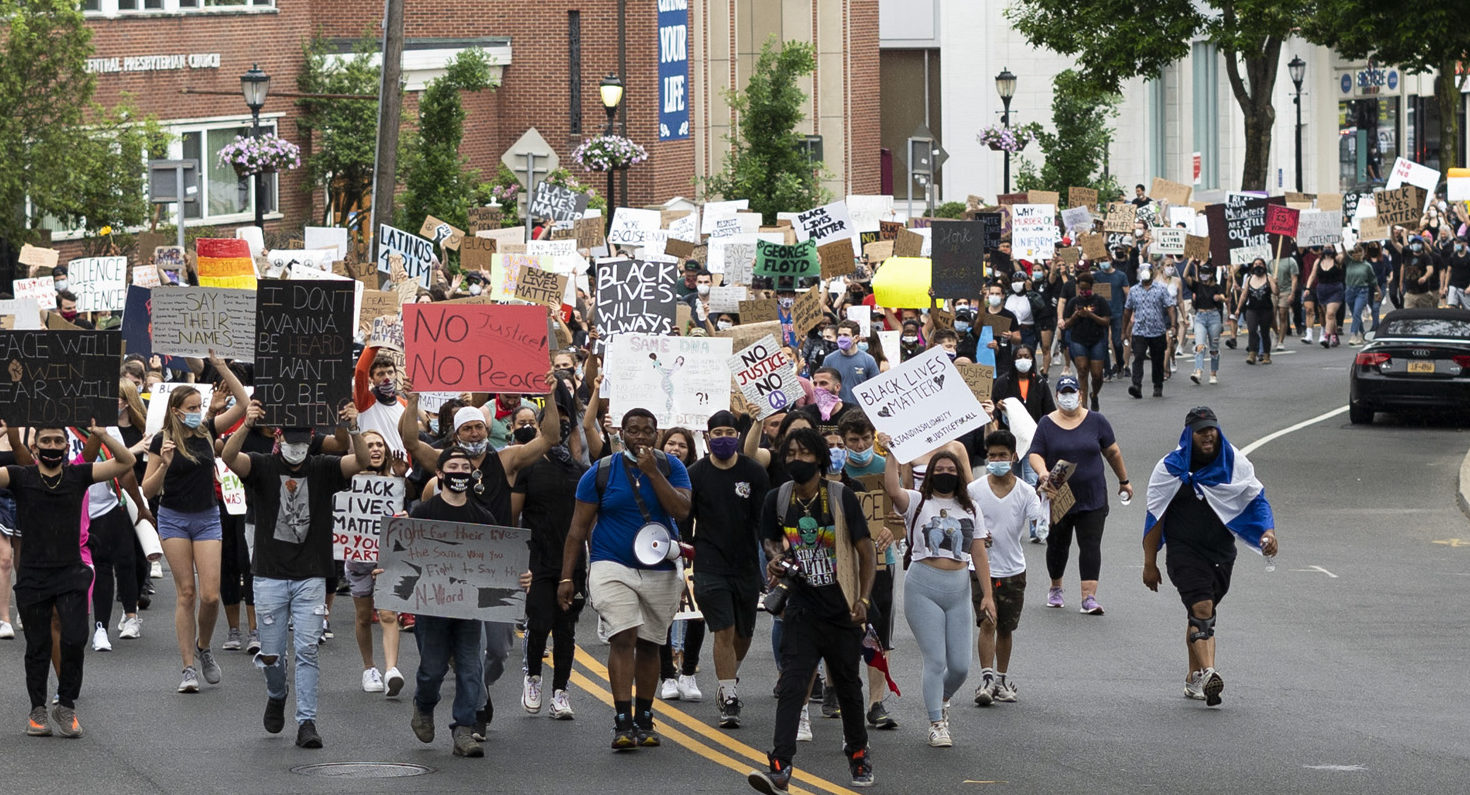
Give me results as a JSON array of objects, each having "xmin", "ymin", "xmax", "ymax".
[{"xmin": 1407, "ymin": 361, "xmax": 1435, "ymax": 374}]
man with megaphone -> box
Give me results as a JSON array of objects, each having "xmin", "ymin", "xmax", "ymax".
[{"xmin": 558, "ymin": 408, "xmax": 692, "ymax": 751}]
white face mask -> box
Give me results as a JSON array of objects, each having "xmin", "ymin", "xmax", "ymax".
[
  {"xmin": 1011, "ymin": 281, "xmax": 1025, "ymax": 293},
  {"xmin": 1014, "ymin": 358, "xmax": 1033, "ymax": 374},
  {"xmin": 697, "ymin": 283, "xmax": 711, "ymax": 295},
  {"xmin": 468, "ymin": 283, "xmax": 483, "ymax": 296},
  {"xmin": 1139, "ymin": 268, "xmax": 1152, "ymax": 282},
  {"xmin": 716, "ymin": 320, "xmax": 733, "ymax": 331},
  {"xmin": 280, "ymin": 442, "xmax": 310, "ymax": 465},
  {"xmin": 1057, "ymin": 393, "xmax": 1080, "ymax": 411},
  {"xmin": 987, "ymin": 295, "xmax": 1003, "ymax": 308}
]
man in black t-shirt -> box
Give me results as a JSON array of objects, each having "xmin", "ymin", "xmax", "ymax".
[
  {"xmin": 221, "ymin": 400, "xmax": 368, "ymax": 749},
  {"xmin": 749, "ymin": 428, "xmax": 875, "ymax": 792},
  {"xmin": 800, "ymin": 368, "xmax": 855, "ymax": 439},
  {"xmin": 688, "ymin": 410, "xmax": 770, "ymax": 729},
  {"xmin": 0, "ymin": 424, "xmax": 136, "ymax": 738}
]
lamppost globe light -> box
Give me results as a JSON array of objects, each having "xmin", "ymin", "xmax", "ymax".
[
  {"xmin": 240, "ymin": 63, "xmax": 270, "ymax": 111},
  {"xmin": 1288, "ymin": 55, "xmax": 1305, "ymax": 92},
  {"xmin": 599, "ymin": 74, "xmax": 624, "ymax": 111},
  {"xmin": 995, "ymin": 67, "xmax": 1016, "ymax": 102}
]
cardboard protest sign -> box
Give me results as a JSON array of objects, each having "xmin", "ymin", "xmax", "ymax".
[
  {"xmin": 852, "ymin": 347, "xmax": 989, "ymax": 464},
  {"xmin": 1012, "ymin": 205, "xmax": 1058, "ymax": 260},
  {"xmin": 13, "ymin": 277, "xmax": 58, "ymax": 310},
  {"xmin": 663, "ymin": 237, "xmax": 697, "ymax": 261},
  {"xmin": 1092, "ymin": 282, "xmax": 1112, "ymax": 302},
  {"xmin": 1024, "ymin": 190, "xmax": 1059, "ymax": 207},
  {"xmin": 367, "ymin": 316, "xmax": 403, "ymax": 351},
  {"xmin": 793, "ymin": 201, "xmax": 853, "ymax": 248},
  {"xmin": 150, "ymin": 287, "xmax": 256, "ymax": 361},
  {"xmin": 790, "ymin": 283, "xmax": 826, "ymax": 336},
  {"xmin": 1372, "ymin": 186, "xmax": 1422, "ymax": 226},
  {"xmin": 879, "ymin": 220, "xmax": 905, "ymax": 241},
  {"xmin": 740, "ymin": 297, "xmax": 780, "ymax": 323},
  {"xmin": 377, "ymin": 224, "xmax": 435, "ymax": 288},
  {"xmin": 606, "ymin": 333, "xmax": 733, "ymax": 429},
  {"xmin": 332, "ymin": 475, "xmax": 405, "ymax": 562},
  {"xmin": 1264, "ymin": 205, "xmax": 1300, "ymax": 238},
  {"xmin": 359, "ymin": 289, "xmax": 400, "ymax": 333},
  {"xmin": 1357, "ymin": 215, "xmax": 1389, "ymax": 241},
  {"xmin": 513, "ymin": 266, "xmax": 569, "ymax": 309},
  {"xmin": 818, "ymin": 240, "xmax": 856, "ymax": 278},
  {"xmin": 1056, "ymin": 245, "xmax": 1081, "ymax": 266},
  {"xmin": 1068, "ymin": 187, "xmax": 1098, "ymax": 209},
  {"xmin": 1296, "ymin": 210, "xmax": 1343, "ymax": 247},
  {"xmin": 1150, "ymin": 178, "xmax": 1192, "ymax": 206},
  {"xmin": 727, "ymin": 334, "xmax": 802, "ymax": 419},
  {"xmin": 929, "ymin": 220, "xmax": 985, "ymax": 299},
  {"xmin": 460, "ymin": 235, "xmax": 496, "ymax": 272},
  {"xmin": 1183, "ymin": 234, "xmax": 1211, "ymax": 261},
  {"xmin": 415, "ymin": 216, "xmax": 464, "ymax": 252},
  {"xmin": 0, "ymin": 330, "xmax": 121, "ymax": 425},
  {"xmin": 1152, "ymin": 228, "xmax": 1187, "ymax": 256},
  {"xmin": 854, "ymin": 475, "xmax": 894, "ymax": 537},
  {"xmin": 607, "ymin": 208, "xmax": 663, "ymax": 248},
  {"xmin": 1103, "ymin": 203, "xmax": 1136, "ymax": 233},
  {"xmin": 574, "ymin": 216, "xmax": 607, "ymax": 251},
  {"xmin": 595, "ymin": 258, "xmax": 677, "ymax": 340},
  {"xmin": 1050, "ymin": 484, "xmax": 1076, "ymax": 524},
  {"xmin": 1317, "ymin": 193, "xmax": 1343, "ymax": 211},
  {"xmin": 374, "ymin": 516, "xmax": 528, "ymax": 621},
  {"xmin": 19, "ymin": 244, "xmax": 58, "ymax": 273},
  {"xmin": 253, "ymin": 280, "xmax": 355, "ymax": 428},
  {"xmin": 754, "ymin": 239, "xmax": 819, "ymax": 279},
  {"xmin": 863, "ymin": 239, "xmax": 895, "ymax": 263},
  {"xmin": 958, "ymin": 363, "xmax": 994, "ymax": 402},
  {"xmin": 893, "ymin": 228, "xmax": 926, "ymax": 259},
  {"xmin": 196, "ymin": 238, "xmax": 257, "ymax": 289},
  {"xmin": 467, "ymin": 206, "xmax": 503, "ymax": 234},
  {"xmin": 132, "ymin": 265, "xmax": 161, "ymax": 288},
  {"xmin": 996, "ymin": 193, "xmax": 1027, "ymax": 206},
  {"xmin": 403, "ymin": 303, "xmax": 550, "ymax": 394}
]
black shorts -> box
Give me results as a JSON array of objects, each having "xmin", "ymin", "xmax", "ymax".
[
  {"xmin": 692, "ymin": 571, "xmax": 761, "ymax": 638},
  {"xmin": 973, "ymin": 571, "xmax": 1025, "ymax": 632},
  {"xmin": 871, "ymin": 567, "xmax": 895, "ymax": 650},
  {"xmin": 1165, "ymin": 545, "xmax": 1233, "ymax": 610}
]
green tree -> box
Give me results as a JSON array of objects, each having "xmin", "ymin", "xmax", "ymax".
[
  {"xmin": 1007, "ymin": 0, "xmax": 1295, "ymax": 191},
  {"xmin": 1015, "ymin": 69, "xmax": 1124, "ymax": 202},
  {"xmin": 1303, "ymin": 2, "xmax": 1470, "ymax": 171},
  {"xmin": 296, "ymin": 35, "xmax": 384, "ymax": 228},
  {"xmin": 0, "ymin": 1, "xmax": 165, "ymax": 247},
  {"xmin": 396, "ymin": 49, "xmax": 496, "ymax": 234},
  {"xmin": 701, "ymin": 36, "xmax": 830, "ymax": 222}
]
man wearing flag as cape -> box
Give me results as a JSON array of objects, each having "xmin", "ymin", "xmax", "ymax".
[{"xmin": 1140, "ymin": 407, "xmax": 1278, "ymax": 707}]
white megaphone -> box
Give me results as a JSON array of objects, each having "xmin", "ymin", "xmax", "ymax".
[{"xmin": 633, "ymin": 523, "xmax": 692, "ymax": 567}]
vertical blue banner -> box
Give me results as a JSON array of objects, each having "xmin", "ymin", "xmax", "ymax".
[{"xmin": 658, "ymin": 0, "xmax": 690, "ymax": 141}]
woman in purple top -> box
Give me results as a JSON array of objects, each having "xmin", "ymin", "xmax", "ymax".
[{"xmin": 1026, "ymin": 375, "xmax": 1133, "ymax": 615}]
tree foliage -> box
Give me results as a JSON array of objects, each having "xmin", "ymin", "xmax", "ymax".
[
  {"xmin": 1015, "ymin": 69, "xmax": 1124, "ymax": 202},
  {"xmin": 701, "ymin": 36, "xmax": 830, "ymax": 222},
  {"xmin": 1007, "ymin": 0, "xmax": 1296, "ymax": 190},
  {"xmin": 296, "ymin": 36, "xmax": 384, "ymax": 228},
  {"xmin": 396, "ymin": 49, "xmax": 496, "ymax": 233},
  {"xmin": 0, "ymin": 1, "xmax": 165, "ymax": 246}
]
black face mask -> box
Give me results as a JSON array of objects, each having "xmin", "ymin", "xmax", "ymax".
[
  {"xmin": 786, "ymin": 459, "xmax": 819, "ymax": 485},
  {"xmin": 443, "ymin": 471, "xmax": 474, "ymax": 493},
  {"xmin": 512, "ymin": 426, "xmax": 538, "ymax": 445},
  {"xmin": 372, "ymin": 381, "xmax": 397, "ymax": 405},
  {"xmin": 35, "ymin": 448, "xmax": 66, "ymax": 467},
  {"xmin": 1253, "ymin": 266, "xmax": 1267, "ymax": 277},
  {"xmin": 929, "ymin": 472, "xmax": 960, "ymax": 495}
]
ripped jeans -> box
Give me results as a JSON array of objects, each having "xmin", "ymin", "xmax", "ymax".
[
  {"xmin": 253, "ymin": 576, "xmax": 326, "ymax": 724},
  {"xmin": 1192, "ymin": 309, "xmax": 1222, "ymax": 375}
]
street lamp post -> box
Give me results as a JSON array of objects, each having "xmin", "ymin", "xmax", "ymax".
[
  {"xmin": 240, "ymin": 64, "xmax": 271, "ymax": 231},
  {"xmin": 600, "ymin": 74, "xmax": 625, "ymax": 231},
  {"xmin": 1289, "ymin": 55, "xmax": 1305, "ymax": 193},
  {"xmin": 995, "ymin": 67, "xmax": 1017, "ymax": 194}
]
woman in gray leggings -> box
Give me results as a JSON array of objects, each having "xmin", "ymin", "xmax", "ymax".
[{"xmin": 879, "ymin": 439, "xmax": 995, "ymax": 749}]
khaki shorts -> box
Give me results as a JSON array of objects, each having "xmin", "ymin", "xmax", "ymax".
[
  {"xmin": 588, "ymin": 560, "xmax": 683, "ymax": 643},
  {"xmin": 1275, "ymin": 291, "xmax": 1293, "ymax": 309}
]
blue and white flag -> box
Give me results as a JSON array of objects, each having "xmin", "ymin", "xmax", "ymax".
[{"xmin": 1144, "ymin": 427, "xmax": 1274, "ymax": 553}]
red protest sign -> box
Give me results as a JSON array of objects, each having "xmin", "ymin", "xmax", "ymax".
[
  {"xmin": 1264, "ymin": 204, "xmax": 1300, "ymax": 238},
  {"xmin": 403, "ymin": 303, "xmax": 551, "ymax": 394}
]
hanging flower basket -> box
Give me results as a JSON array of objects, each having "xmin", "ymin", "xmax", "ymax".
[
  {"xmin": 218, "ymin": 133, "xmax": 301, "ymax": 178},
  {"xmin": 571, "ymin": 135, "xmax": 649, "ymax": 172},
  {"xmin": 977, "ymin": 123, "xmax": 1039, "ymax": 154}
]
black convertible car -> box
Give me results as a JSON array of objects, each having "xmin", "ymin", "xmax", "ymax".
[{"xmin": 1348, "ymin": 308, "xmax": 1470, "ymax": 424}]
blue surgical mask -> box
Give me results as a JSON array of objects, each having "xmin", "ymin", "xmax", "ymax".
[
  {"xmin": 827, "ymin": 447, "xmax": 847, "ymax": 473},
  {"xmin": 986, "ymin": 461, "xmax": 1012, "ymax": 477},
  {"xmin": 1101, "ymin": 261, "xmax": 1114, "ymax": 271},
  {"xmin": 857, "ymin": 341, "xmax": 869, "ymax": 353},
  {"xmin": 181, "ymin": 411, "xmax": 203, "ymax": 429},
  {"xmin": 955, "ymin": 321, "xmax": 971, "ymax": 333},
  {"xmin": 847, "ymin": 445, "xmax": 874, "ymax": 466}
]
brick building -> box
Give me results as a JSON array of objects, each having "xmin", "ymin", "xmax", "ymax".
[{"xmin": 58, "ymin": 0, "xmax": 878, "ymax": 256}]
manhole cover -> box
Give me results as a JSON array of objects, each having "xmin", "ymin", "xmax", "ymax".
[{"xmin": 291, "ymin": 763, "xmax": 434, "ymax": 779}]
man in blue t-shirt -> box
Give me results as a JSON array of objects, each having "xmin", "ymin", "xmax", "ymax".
[{"xmin": 559, "ymin": 408, "xmax": 692, "ymax": 750}]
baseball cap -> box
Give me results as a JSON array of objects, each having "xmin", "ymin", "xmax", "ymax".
[
  {"xmin": 1056, "ymin": 375, "xmax": 1080, "ymax": 394},
  {"xmin": 279, "ymin": 428, "xmax": 313, "ymax": 444},
  {"xmin": 1185, "ymin": 406, "xmax": 1219, "ymax": 432}
]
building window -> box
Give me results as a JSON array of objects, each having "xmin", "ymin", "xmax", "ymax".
[
  {"xmin": 1191, "ymin": 42, "xmax": 1220, "ymax": 190},
  {"xmin": 1338, "ymin": 98, "xmax": 1398, "ymax": 191},
  {"xmin": 1149, "ymin": 77, "xmax": 1167, "ymax": 181},
  {"xmin": 177, "ymin": 121, "xmax": 278, "ymax": 222},
  {"xmin": 84, "ymin": 0, "xmax": 274, "ymax": 15},
  {"xmin": 568, "ymin": 11, "xmax": 582, "ymax": 136}
]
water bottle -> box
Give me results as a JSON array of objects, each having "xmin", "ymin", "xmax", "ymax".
[
  {"xmin": 1263, "ymin": 554, "xmax": 1276, "ymax": 573},
  {"xmin": 1119, "ymin": 488, "xmax": 1131, "ymax": 506}
]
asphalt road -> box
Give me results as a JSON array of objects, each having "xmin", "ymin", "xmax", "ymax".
[{"xmin": 2, "ymin": 339, "xmax": 1467, "ymax": 794}]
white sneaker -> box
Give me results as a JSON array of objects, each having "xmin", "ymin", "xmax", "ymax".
[
  {"xmin": 118, "ymin": 617, "xmax": 142, "ymax": 639},
  {"xmin": 993, "ymin": 677, "xmax": 1018, "ymax": 703},
  {"xmin": 659, "ymin": 677, "xmax": 680, "ymax": 700},
  {"xmin": 150, "ymin": 561, "xmax": 163, "ymax": 579},
  {"xmin": 1183, "ymin": 671, "xmax": 1206, "ymax": 701},
  {"xmin": 974, "ymin": 671, "xmax": 995, "ymax": 707},
  {"xmin": 0, "ymin": 620, "xmax": 13, "ymax": 639},
  {"xmin": 1209, "ymin": 374, "xmax": 1218, "ymax": 385},
  {"xmin": 676, "ymin": 674, "xmax": 702, "ymax": 702},
  {"xmin": 797, "ymin": 705, "xmax": 813, "ymax": 742},
  {"xmin": 92, "ymin": 622, "xmax": 111, "ymax": 652},
  {"xmin": 548, "ymin": 688, "xmax": 574, "ymax": 720},
  {"xmin": 383, "ymin": 667, "xmax": 405, "ymax": 699},
  {"xmin": 523, "ymin": 674, "xmax": 543, "ymax": 713},
  {"xmin": 361, "ymin": 667, "xmax": 385, "ymax": 692},
  {"xmin": 928, "ymin": 720, "xmax": 953, "ymax": 748}
]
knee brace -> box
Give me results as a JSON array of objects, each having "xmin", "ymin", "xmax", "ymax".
[{"xmin": 1187, "ymin": 612, "xmax": 1216, "ymax": 643}]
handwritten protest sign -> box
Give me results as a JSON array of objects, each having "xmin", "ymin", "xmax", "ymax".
[
  {"xmin": 958, "ymin": 363, "xmax": 994, "ymax": 402},
  {"xmin": 144, "ymin": 383, "xmax": 211, "ymax": 434},
  {"xmin": 852, "ymin": 347, "xmax": 989, "ymax": 464},
  {"xmin": 707, "ymin": 285, "xmax": 745, "ymax": 314},
  {"xmin": 894, "ymin": 228, "xmax": 926, "ymax": 259},
  {"xmin": 727, "ymin": 334, "xmax": 801, "ymax": 419},
  {"xmin": 1183, "ymin": 234, "xmax": 1211, "ymax": 261},
  {"xmin": 304, "ymin": 226, "xmax": 349, "ymax": 261},
  {"xmin": 607, "ymin": 208, "xmax": 663, "ymax": 248},
  {"xmin": 1151, "ymin": 178, "xmax": 1192, "ymax": 206},
  {"xmin": 595, "ymin": 258, "xmax": 677, "ymax": 340},
  {"xmin": 0, "ymin": 299, "xmax": 41, "ymax": 330},
  {"xmin": 378, "ymin": 224, "xmax": 436, "ymax": 288},
  {"xmin": 368, "ymin": 316, "xmax": 403, "ymax": 351},
  {"xmin": 929, "ymin": 220, "xmax": 986, "ymax": 299},
  {"xmin": 403, "ymin": 303, "xmax": 550, "ymax": 394},
  {"xmin": 1297, "ymin": 210, "xmax": 1342, "ymax": 247},
  {"xmin": 1152, "ymin": 228, "xmax": 1187, "ymax": 256},
  {"xmin": 196, "ymin": 238, "xmax": 257, "ymax": 289},
  {"xmin": 1372, "ymin": 186, "xmax": 1422, "ymax": 226},
  {"xmin": 1384, "ymin": 157, "xmax": 1439, "ymax": 211},
  {"xmin": 19, "ymin": 244, "xmax": 58, "ymax": 274},
  {"xmin": 151, "ymin": 287, "xmax": 256, "ymax": 361},
  {"xmin": 793, "ymin": 200, "xmax": 853, "ymax": 248},
  {"xmin": 754, "ymin": 239, "xmax": 819, "ymax": 279},
  {"xmin": 0, "ymin": 331, "xmax": 120, "ymax": 425},
  {"xmin": 467, "ymin": 206, "xmax": 503, "ymax": 234},
  {"xmin": 254, "ymin": 280, "xmax": 355, "ymax": 428},
  {"xmin": 1264, "ymin": 205, "xmax": 1300, "ymax": 238},
  {"xmin": 1068, "ymin": 187, "xmax": 1098, "ymax": 209},
  {"xmin": 1103, "ymin": 203, "xmax": 1136, "ymax": 233},
  {"xmin": 374, "ymin": 516, "xmax": 528, "ymax": 621},
  {"xmin": 132, "ymin": 266, "xmax": 161, "ymax": 288},
  {"xmin": 607, "ymin": 333, "xmax": 733, "ymax": 429},
  {"xmin": 514, "ymin": 266, "xmax": 569, "ymax": 309},
  {"xmin": 854, "ymin": 475, "xmax": 894, "ymax": 537},
  {"xmin": 528, "ymin": 182, "xmax": 590, "ymax": 223},
  {"xmin": 1205, "ymin": 195, "xmax": 1272, "ymax": 266},
  {"xmin": 266, "ymin": 249, "xmax": 335, "ymax": 277},
  {"xmin": 419, "ymin": 215, "xmax": 465, "ymax": 251},
  {"xmin": 13, "ymin": 278, "xmax": 58, "ymax": 311},
  {"xmin": 332, "ymin": 475, "xmax": 405, "ymax": 562},
  {"xmin": 1011, "ymin": 205, "xmax": 1057, "ymax": 261},
  {"xmin": 738, "ymin": 298, "xmax": 778, "ymax": 323},
  {"xmin": 66, "ymin": 257, "xmax": 126, "ymax": 312},
  {"xmin": 1060, "ymin": 205, "xmax": 1093, "ymax": 234}
]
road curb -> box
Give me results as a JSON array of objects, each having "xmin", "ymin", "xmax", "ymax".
[{"xmin": 1459, "ymin": 446, "xmax": 1470, "ymax": 524}]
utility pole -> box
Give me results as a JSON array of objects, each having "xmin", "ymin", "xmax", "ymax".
[{"xmin": 370, "ymin": 0, "xmax": 405, "ymax": 264}]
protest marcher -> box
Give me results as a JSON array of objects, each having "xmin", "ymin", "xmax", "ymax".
[
  {"xmin": 88, "ymin": 392, "xmax": 155, "ymax": 649},
  {"xmin": 1304, "ymin": 246, "xmax": 1346, "ymax": 347},
  {"xmin": 981, "ymin": 282, "xmax": 1023, "ymax": 380},
  {"xmin": 988, "ymin": 344, "xmax": 1055, "ymax": 505},
  {"xmin": 559, "ymin": 408, "xmax": 692, "ymax": 750},
  {"xmin": 968, "ymin": 430, "xmax": 1040, "ymax": 706},
  {"xmin": 1142, "ymin": 407, "xmax": 1278, "ymax": 707},
  {"xmin": 1442, "ymin": 237, "xmax": 1470, "ymax": 309},
  {"xmin": 1028, "ymin": 375, "xmax": 1132, "ymax": 615},
  {"xmin": 141, "ymin": 352, "xmax": 250, "ymax": 693},
  {"xmin": 749, "ymin": 428, "xmax": 875, "ymax": 792},
  {"xmin": 221, "ymin": 399, "xmax": 368, "ymax": 748},
  {"xmin": 1183, "ymin": 260, "xmax": 1225, "ymax": 385},
  {"xmin": 801, "ymin": 367, "xmax": 857, "ymax": 438},
  {"xmin": 1271, "ymin": 253, "xmax": 1300, "ymax": 348},
  {"xmin": 1124, "ymin": 261, "xmax": 1177, "ymax": 399},
  {"xmin": 1235, "ymin": 258, "xmax": 1278, "ymax": 363},
  {"xmin": 341, "ymin": 430, "xmax": 409, "ymax": 698},
  {"xmin": 352, "ymin": 348, "xmax": 408, "ymax": 454},
  {"xmin": 826, "ymin": 321, "xmax": 880, "ymax": 406},
  {"xmin": 1062, "ymin": 272, "xmax": 1112, "ymax": 410},
  {"xmin": 1004, "ymin": 269, "xmax": 1041, "ymax": 353},
  {"xmin": 657, "ymin": 427, "xmax": 705, "ymax": 703},
  {"xmin": 1095, "ymin": 249, "xmax": 1132, "ymax": 379}
]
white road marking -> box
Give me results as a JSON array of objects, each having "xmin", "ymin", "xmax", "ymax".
[
  {"xmin": 1304, "ymin": 764, "xmax": 1366, "ymax": 772},
  {"xmin": 1240, "ymin": 406, "xmax": 1350, "ymax": 456},
  {"xmin": 1287, "ymin": 565, "xmax": 1339, "ymax": 578}
]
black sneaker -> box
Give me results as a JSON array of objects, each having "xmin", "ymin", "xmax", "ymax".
[
  {"xmin": 611, "ymin": 720, "xmax": 638, "ymax": 751},
  {"xmin": 1090, "ymin": 394, "xmax": 1100, "ymax": 411},
  {"xmin": 411, "ymin": 707, "xmax": 435, "ymax": 743},
  {"xmin": 820, "ymin": 686, "xmax": 840, "ymax": 718},
  {"xmin": 719, "ymin": 695, "xmax": 743, "ymax": 729},
  {"xmin": 748, "ymin": 761, "xmax": 793, "ymax": 794},
  {"xmin": 1128, "ymin": 384, "xmax": 1142, "ymax": 399},
  {"xmin": 1152, "ymin": 386, "xmax": 1163, "ymax": 398},
  {"xmin": 264, "ymin": 697, "xmax": 286, "ymax": 734},
  {"xmin": 472, "ymin": 696, "xmax": 492, "ymax": 741},
  {"xmin": 1120, "ymin": 366, "xmax": 1132, "ymax": 379},
  {"xmin": 295, "ymin": 719, "xmax": 323, "ymax": 749},
  {"xmin": 1225, "ymin": 337, "xmax": 1237, "ymax": 349},
  {"xmin": 635, "ymin": 714, "xmax": 661, "ymax": 747},
  {"xmin": 866, "ymin": 702, "xmax": 898, "ymax": 729},
  {"xmin": 849, "ymin": 747, "xmax": 875, "ymax": 788}
]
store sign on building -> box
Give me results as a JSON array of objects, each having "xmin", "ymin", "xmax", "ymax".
[
  {"xmin": 657, "ymin": 0, "xmax": 690, "ymax": 140},
  {"xmin": 1338, "ymin": 67, "xmax": 1400, "ymax": 97},
  {"xmin": 87, "ymin": 54, "xmax": 221, "ymax": 74}
]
